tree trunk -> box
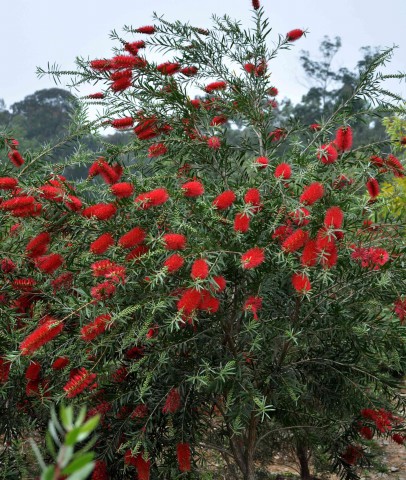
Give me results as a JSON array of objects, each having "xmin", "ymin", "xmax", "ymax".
[{"xmin": 296, "ymin": 444, "xmax": 312, "ymax": 480}]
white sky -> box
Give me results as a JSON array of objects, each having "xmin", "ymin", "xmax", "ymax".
[{"xmin": 1, "ymin": 0, "xmax": 405, "ymax": 108}]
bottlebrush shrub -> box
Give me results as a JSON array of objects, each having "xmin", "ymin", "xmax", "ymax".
[{"xmin": 1, "ymin": 4, "xmax": 405, "ymax": 480}]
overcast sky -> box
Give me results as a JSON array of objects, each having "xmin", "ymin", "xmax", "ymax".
[{"xmin": 1, "ymin": 0, "xmax": 405, "ymax": 109}]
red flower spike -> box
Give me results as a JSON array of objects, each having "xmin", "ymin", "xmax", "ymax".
[
  {"xmin": 90, "ymin": 233, "xmax": 115, "ymax": 255},
  {"xmin": 286, "ymin": 29, "xmax": 304, "ymax": 41},
  {"xmin": 162, "ymin": 388, "xmax": 181, "ymax": 414},
  {"xmin": 1, "ymin": 258, "xmax": 16, "ymax": 274},
  {"xmin": 134, "ymin": 454, "xmax": 151, "ymax": 480},
  {"xmin": 282, "ymin": 229, "xmax": 309, "ymax": 253},
  {"xmin": 243, "ymin": 296, "xmax": 263, "ymax": 320},
  {"xmin": 335, "ymin": 126, "xmax": 353, "ymax": 151},
  {"xmin": 212, "ymin": 190, "xmax": 236, "ymax": 209},
  {"xmin": 91, "ymin": 460, "xmax": 108, "ymax": 480},
  {"xmin": 87, "ymin": 92, "xmax": 104, "ymax": 99},
  {"xmin": 392, "ymin": 434, "xmax": 404, "ymax": 445},
  {"xmin": 111, "ymin": 117, "xmax": 134, "ymax": 129},
  {"xmin": 148, "ymin": 143, "xmax": 167, "ymax": 158},
  {"xmin": 81, "ymin": 314, "xmax": 112, "ymax": 342},
  {"xmin": 255, "ymin": 156, "xmax": 269, "ymax": 169},
  {"xmin": 207, "ymin": 136, "xmax": 221, "ymax": 149},
  {"xmin": 0, "ymin": 358, "xmax": 11, "ymax": 383},
  {"xmin": 177, "ymin": 443, "xmax": 191, "ymax": 472},
  {"xmin": 26, "ymin": 233, "xmax": 51, "ymax": 259},
  {"xmin": 359, "ymin": 426, "xmax": 373, "ymax": 440},
  {"xmin": 125, "ymin": 245, "xmax": 149, "ymax": 262},
  {"xmin": 0, "ymin": 177, "xmax": 18, "ymax": 190},
  {"xmin": 317, "ymin": 143, "xmax": 338, "ymax": 164},
  {"xmin": 163, "ymin": 233, "xmax": 187, "ymax": 250},
  {"xmin": 51, "ymin": 356, "xmax": 70, "ymax": 370},
  {"xmin": 35, "ymin": 253, "xmax": 63, "ymax": 274},
  {"xmin": 135, "ymin": 188, "xmax": 169, "ymax": 209},
  {"xmin": 234, "ymin": 213, "xmax": 250, "ymax": 233},
  {"xmin": 136, "ymin": 25, "xmax": 156, "ymax": 34},
  {"xmin": 157, "ymin": 62, "xmax": 181, "ymax": 75},
  {"xmin": 244, "ymin": 188, "xmax": 261, "ymax": 210},
  {"xmin": 290, "ymin": 207, "xmax": 311, "ymax": 226},
  {"xmin": 111, "ymin": 77, "xmax": 132, "ymax": 92},
  {"xmin": 274, "ymin": 163, "xmax": 292, "ymax": 180},
  {"xmin": 191, "ymin": 259, "xmax": 209, "ymax": 280},
  {"xmin": 241, "ymin": 247, "xmax": 265, "ymax": 270},
  {"xmin": 366, "ymin": 178, "xmax": 380, "ymax": 199},
  {"xmin": 63, "ymin": 367, "xmax": 97, "ymax": 398},
  {"xmin": 252, "ymin": 0, "xmax": 260, "ymax": 9},
  {"xmin": 25, "ymin": 361, "xmax": 41, "ymax": 381},
  {"xmin": 324, "ymin": 206, "xmax": 344, "ymax": 229},
  {"xmin": 177, "ymin": 288, "xmax": 202, "ymax": 315},
  {"xmin": 300, "ymin": 182, "xmax": 324, "ymax": 205},
  {"xmin": 182, "ymin": 180, "xmax": 204, "ymax": 197},
  {"xmin": 7, "ymin": 150, "xmax": 24, "ymax": 167},
  {"xmin": 82, "ymin": 203, "xmax": 117, "ymax": 220},
  {"xmin": 204, "ymin": 81, "xmax": 227, "ymax": 93},
  {"xmin": 20, "ymin": 316, "xmax": 64, "ymax": 356},
  {"xmin": 212, "ymin": 275, "xmax": 227, "ymax": 292},
  {"xmin": 301, "ymin": 239, "xmax": 318, "ymax": 267},
  {"xmin": 118, "ymin": 227, "xmax": 146, "ymax": 249},
  {"xmin": 164, "ymin": 253, "xmax": 184, "ymax": 273},
  {"xmin": 310, "ymin": 123, "xmax": 321, "ymax": 131},
  {"xmin": 291, "ymin": 272, "xmax": 311, "ymax": 293}
]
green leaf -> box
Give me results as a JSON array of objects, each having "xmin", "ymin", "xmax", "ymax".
[
  {"xmin": 45, "ymin": 431, "xmax": 57, "ymax": 459},
  {"xmin": 74, "ymin": 406, "xmax": 87, "ymax": 428},
  {"xmin": 62, "ymin": 453, "xmax": 95, "ymax": 475},
  {"xmin": 60, "ymin": 404, "xmax": 74, "ymax": 430},
  {"xmin": 29, "ymin": 438, "xmax": 46, "ymax": 470},
  {"xmin": 41, "ymin": 466, "xmax": 56, "ymax": 480},
  {"xmin": 66, "ymin": 462, "xmax": 95, "ymax": 480}
]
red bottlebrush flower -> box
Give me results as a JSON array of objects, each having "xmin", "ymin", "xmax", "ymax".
[
  {"xmin": 210, "ymin": 115, "xmax": 228, "ymax": 126},
  {"xmin": 163, "ymin": 233, "xmax": 186, "ymax": 250},
  {"xmin": 134, "ymin": 454, "xmax": 151, "ymax": 480},
  {"xmin": 82, "ymin": 203, "xmax": 117, "ymax": 220},
  {"xmin": 286, "ymin": 29, "xmax": 304, "ymax": 41},
  {"xmin": 333, "ymin": 174, "xmax": 353, "ymax": 190},
  {"xmin": 63, "ymin": 367, "xmax": 97, "ymax": 398},
  {"xmin": 157, "ymin": 62, "xmax": 181, "ymax": 75},
  {"xmin": 90, "ymin": 233, "xmax": 115, "ymax": 255},
  {"xmin": 243, "ymin": 296, "xmax": 263, "ymax": 320},
  {"xmin": 199, "ymin": 290, "xmax": 220, "ymax": 313},
  {"xmin": 335, "ymin": 126, "xmax": 353, "ymax": 151},
  {"xmin": 131, "ymin": 403, "xmax": 148, "ymax": 419},
  {"xmin": 234, "ymin": 213, "xmax": 250, "ymax": 233},
  {"xmin": 10, "ymin": 223, "xmax": 21, "ymax": 236},
  {"xmin": 51, "ymin": 272, "xmax": 73, "ymax": 293},
  {"xmin": 177, "ymin": 443, "xmax": 191, "ymax": 472},
  {"xmin": 267, "ymin": 86, "xmax": 278, "ymax": 96},
  {"xmin": 51, "ymin": 356, "xmax": 70, "ymax": 370},
  {"xmin": 213, "ymin": 190, "xmax": 236, "ymax": 209},
  {"xmin": 87, "ymin": 92, "xmax": 104, "ymax": 99},
  {"xmin": 7, "ymin": 150, "xmax": 24, "ymax": 167},
  {"xmin": 91, "ymin": 281, "xmax": 116, "ymax": 301},
  {"xmin": 290, "ymin": 207, "xmax": 311, "ymax": 226},
  {"xmin": 291, "ymin": 272, "xmax": 311, "ymax": 293},
  {"xmin": 20, "ymin": 316, "xmax": 64, "ymax": 356},
  {"xmin": 316, "ymin": 227, "xmax": 335, "ymax": 252},
  {"xmin": 111, "ymin": 77, "xmax": 132, "ymax": 92},
  {"xmin": 252, "ymin": 0, "xmax": 260, "ymax": 9},
  {"xmin": 1, "ymin": 258, "xmax": 16, "ymax": 273},
  {"xmin": 317, "ymin": 143, "xmax": 338, "ymax": 164},
  {"xmin": 0, "ymin": 358, "xmax": 11, "ymax": 383},
  {"xmin": 0, "ymin": 177, "xmax": 18, "ymax": 190},
  {"xmin": 341, "ymin": 445, "xmax": 362, "ymax": 465},
  {"xmin": 366, "ymin": 178, "xmax": 380, "ymax": 199},
  {"xmin": 310, "ymin": 123, "xmax": 321, "ymax": 131},
  {"xmin": 212, "ymin": 275, "xmax": 227, "ymax": 292},
  {"xmin": 110, "ymin": 69, "xmax": 132, "ymax": 82},
  {"xmin": 110, "ymin": 182, "xmax": 134, "ymax": 198},
  {"xmin": 135, "ymin": 188, "xmax": 170, "ymax": 209},
  {"xmin": 12, "ymin": 203, "xmax": 42, "ymax": 218},
  {"xmin": 91, "ymin": 259, "xmax": 116, "ymax": 277},
  {"xmin": 164, "ymin": 253, "xmax": 184, "ymax": 273},
  {"xmin": 111, "ymin": 55, "xmax": 139, "ymax": 69},
  {"xmin": 244, "ymin": 188, "xmax": 261, "ymax": 210},
  {"xmin": 90, "ymin": 59, "xmax": 113, "ymax": 71},
  {"xmin": 359, "ymin": 426, "xmax": 374, "ymax": 440},
  {"xmin": 324, "ymin": 206, "xmax": 344, "ymax": 229},
  {"xmin": 255, "ymin": 156, "xmax": 269, "ymax": 169},
  {"xmin": 282, "ymin": 229, "xmax": 309, "ymax": 253},
  {"xmin": 207, "ymin": 136, "xmax": 221, "ymax": 149},
  {"xmin": 204, "ymin": 81, "xmax": 227, "ymax": 93},
  {"xmin": 351, "ymin": 247, "xmax": 389, "ymax": 270},
  {"xmin": 241, "ymin": 247, "xmax": 265, "ymax": 270},
  {"xmin": 385, "ymin": 154, "xmax": 405, "ymax": 177},
  {"xmin": 25, "ymin": 361, "xmax": 41, "ymax": 381},
  {"xmin": 180, "ymin": 66, "xmax": 198, "ymax": 76},
  {"xmin": 300, "ymin": 182, "xmax": 324, "ymax": 205},
  {"xmin": 1, "ymin": 196, "xmax": 35, "ymax": 210},
  {"xmin": 125, "ymin": 244, "xmax": 149, "ymax": 262},
  {"xmin": 39, "ymin": 185, "xmax": 64, "ymax": 202},
  {"xmin": 182, "ymin": 180, "xmax": 205, "ymax": 197},
  {"xmin": 136, "ymin": 25, "xmax": 155, "ymax": 34},
  {"xmin": 148, "ymin": 143, "xmax": 167, "ymax": 158},
  {"xmin": 269, "ymin": 128, "xmax": 286, "ymax": 142},
  {"xmin": 274, "ymin": 163, "xmax": 292, "ymax": 180},
  {"xmin": 91, "ymin": 460, "xmax": 108, "ymax": 480},
  {"xmin": 273, "ymin": 224, "xmax": 294, "ymax": 243},
  {"xmin": 35, "ymin": 253, "xmax": 63, "ymax": 274},
  {"xmin": 177, "ymin": 288, "xmax": 202, "ymax": 315},
  {"xmin": 65, "ymin": 195, "xmax": 83, "ymax": 212},
  {"xmin": 81, "ymin": 314, "xmax": 112, "ymax": 342},
  {"xmin": 111, "ymin": 117, "xmax": 134, "ymax": 129},
  {"xmin": 118, "ymin": 227, "xmax": 146, "ymax": 249},
  {"xmin": 162, "ymin": 388, "xmax": 181, "ymax": 414},
  {"xmin": 320, "ymin": 241, "xmax": 338, "ymax": 269},
  {"xmin": 394, "ymin": 297, "xmax": 406, "ymax": 323},
  {"xmin": 190, "ymin": 99, "xmax": 202, "ymax": 109},
  {"xmin": 244, "ymin": 62, "xmax": 256, "ymax": 74},
  {"xmin": 12, "ymin": 277, "xmax": 36, "ymax": 292},
  {"xmin": 392, "ymin": 434, "xmax": 404, "ymax": 445},
  {"xmin": 24, "ymin": 237, "xmax": 50, "ymax": 265},
  {"xmin": 191, "ymin": 258, "xmax": 209, "ymax": 280},
  {"xmin": 301, "ymin": 239, "xmax": 318, "ymax": 267}
]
